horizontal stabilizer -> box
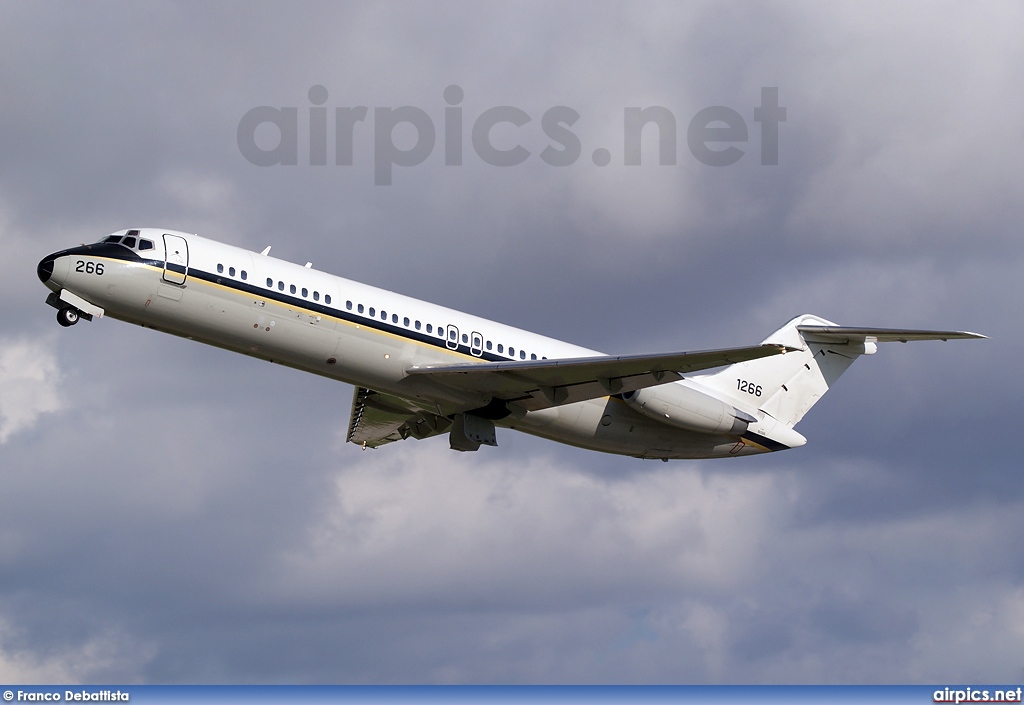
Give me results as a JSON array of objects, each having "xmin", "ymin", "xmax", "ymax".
[
  {"xmin": 695, "ymin": 314, "xmax": 986, "ymax": 429},
  {"xmin": 797, "ymin": 326, "xmax": 986, "ymax": 344}
]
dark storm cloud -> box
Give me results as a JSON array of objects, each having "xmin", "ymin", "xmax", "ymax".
[{"xmin": 0, "ymin": 0, "xmax": 1021, "ymax": 684}]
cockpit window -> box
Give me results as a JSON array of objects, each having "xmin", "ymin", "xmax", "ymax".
[{"xmin": 101, "ymin": 231, "xmax": 150, "ymax": 249}]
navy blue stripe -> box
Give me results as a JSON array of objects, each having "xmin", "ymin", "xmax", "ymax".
[
  {"xmin": 55, "ymin": 242, "xmax": 154, "ymax": 263},
  {"xmin": 98, "ymin": 248, "xmax": 510, "ymax": 363},
  {"xmin": 197, "ymin": 267, "xmax": 501, "ymax": 360},
  {"xmin": 741, "ymin": 430, "xmax": 790, "ymax": 452}
]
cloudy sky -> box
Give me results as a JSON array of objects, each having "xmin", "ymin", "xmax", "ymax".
[{"xmin": 1, "ymin": 0, "xmax": 1022, "ymax": 684}]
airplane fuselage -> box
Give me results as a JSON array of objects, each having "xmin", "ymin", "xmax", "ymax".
[
  {"xmin": 36, "ymin": 229, "xmax": 782, "ymax": 459},
  {"xmin": 40, "ymin": 229, "xmax": 981, "ymax": 459}
]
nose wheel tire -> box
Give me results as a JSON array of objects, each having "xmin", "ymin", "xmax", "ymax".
[{"xmin": 57, "ymin": 307, "xmax": 79, "ymax": 327}]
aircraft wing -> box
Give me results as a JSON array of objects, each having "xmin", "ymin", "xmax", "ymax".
[
  {"xmin": 797, "ymin": 326, "xmax": 987, "ymax": 343},
  {"xmin": 407, "ymin": 343, "xmax": 791, "ymax": 412},
  {"xmin": 347, "ymin": 387, "xmax": 451, "ymax": 448}
]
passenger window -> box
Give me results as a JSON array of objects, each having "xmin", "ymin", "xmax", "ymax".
[
  {"xmin": 486, "ymin": 341, "xmax": 492, "ymax": 350},
  {"xmin": 380, "ymin": 310, "xmax": 387, "ymax": 320},
  {"xmin": 498, "ymin": 344, "xmax": 504, "ymax": 353},
  {"xmin": 345, "ymin": 300, "xmax": 351, "ymax": 310},
  {"xmin": 461, "ymin": 334, "xmax": 468, "ymax": 344},
  {"xmin": 531, "ymin": 353, "xmax": 537, "ymax": 360},
  {"xmin": 217, "ymin": 264, "xmax": 224, "ymax": 274},
  {"xmin": 426, "ymin": 324, "xmax": 432, "ymax": 333},
  {"xmin": 290, "ymin": 284, "xmax": 296, "ymax": 294},
  {"xmin": 302, "ymin": 287, "xmax": 308, "ymax": 297},
  {"xmin": 278, "ymin": 281, "xmax": 284, "ymax": 291},
  {"xmin": 357, "ymin": 303, "xmax": 364, "ymax": 313},
  {"xmin": 509, "ymin": 347, "xmax": 515, "ymax": 357},
  {"xmin": 314, "ymin": 292, "xmax": 320, "ymax": 301},
  {"xmin": 123, "ymin": 237, "xmax": 137, "ymax": 248},
  {"xmin": 266, "ymin": 278, "xmax": 273, "ymax": 287},
  {"xmin": 139, "ymin": 239, "xmax": 154, "ymax": 251},
  {"xmin": 325, "ymin": 295, "xmax": 331, "ymax": 304},
  {"xmin": 415, "ymin": 320, "xmax": 421, "ymax": 330},
  {"xmin": 520, "ymin": 350, "xmax": 526, "ymax": 359},
  {"xmin": 241, "ymin": 270, "xmax": 247, "ymax": 280},
  {"xmin": 369, "ymin": 307, "xmax": 376, "ymax": 317},
  {"xmin": 403, "ymin": 317, "xmax": 409, "ymax": 326},
  {"xmin": 229, "ymin": 267, "xmax": 235, "ymax": 277},
  {"xmin": 449, "ymin": 329, "xmax": 457, "ymax": 341},
  {"xmin": 392, "ymin": 314, "xmax": 398, "ymax": 323}
]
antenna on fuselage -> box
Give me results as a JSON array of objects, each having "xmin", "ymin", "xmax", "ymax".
[
  {"xmin": 305, "ymin": 262, "xmax": 312, "ymax": 268},
  {"xmin": 260, "ymin": 246, "xmax": 271, "ymax": 256}
]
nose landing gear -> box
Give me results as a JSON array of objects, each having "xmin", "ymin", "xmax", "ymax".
[
  {"xmin": 45, "ymin": 292, "xmax": 94, "ymax": 327},
  {"xmin": 57, "ymin": 307, "xmax": 80, "ymax": 327}
]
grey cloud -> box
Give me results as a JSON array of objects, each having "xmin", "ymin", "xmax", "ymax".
[{"xmin": 0, "ymin": 0, "xmax": 1020, "ymax": 684}]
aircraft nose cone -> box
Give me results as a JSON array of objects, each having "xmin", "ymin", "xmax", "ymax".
[{"xmin": 37, "ymin": 255, "xmax": 55, "ymax": 283}]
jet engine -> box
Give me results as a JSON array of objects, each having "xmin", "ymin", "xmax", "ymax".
[{"xmin": 623, "ymin": 383, "xmax": 755, "ymax": 435}]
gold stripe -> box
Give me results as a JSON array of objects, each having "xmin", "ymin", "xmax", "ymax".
[
  {"xmin": 101, "ymin": 257, "xmax": 483, "ymax": 361},
  {"xmin": 739, "ymin": 437, "xmax": 771, "ymax": 452}
]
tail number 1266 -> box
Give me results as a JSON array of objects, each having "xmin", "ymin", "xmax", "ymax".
[{"xmin": 737, "ymin": 379, "xmax": 762, "ymax": 397}]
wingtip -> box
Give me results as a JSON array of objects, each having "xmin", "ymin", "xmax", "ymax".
[{"xmin": 939, "ymin": 331, "xmax": 988, "ymax": 341}]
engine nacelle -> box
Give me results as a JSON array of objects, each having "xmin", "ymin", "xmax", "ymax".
[{"xmin": 623, "ymin": 383, "xmax": 755, "ymax": 435}]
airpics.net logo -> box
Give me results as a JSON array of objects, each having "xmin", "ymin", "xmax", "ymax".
[{"xmin": 237, "ymin": 85, "xmax": 786, "ymax": 185}]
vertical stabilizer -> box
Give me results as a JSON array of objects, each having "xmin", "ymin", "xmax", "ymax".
[{"xmin": 691, "ymin": 315, "xmax": 872, "ymax": 428}]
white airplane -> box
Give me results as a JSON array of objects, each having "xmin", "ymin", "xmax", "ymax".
[{"xmin": 36, "ymin": 229, "xmax": 984, "ymax": 460}]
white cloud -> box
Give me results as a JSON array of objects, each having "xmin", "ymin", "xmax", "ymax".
[
  {"xmin": 0, "ymin": 620, "xmax": 154, "ymax": 683},
  {"xmin": 0, "ymin": 336, "xmax": 64, "ymax": 444},
  {"xmin": 267, "ymin": 444, "xmax": 778, "ymax": 608},
  {"xmin": 782, "ymin": 2, "xmax": 1024, "ymax": 250},
  {"xmin": 0, "ymin": 0, "xmax": 1020, "ymax": 684}
]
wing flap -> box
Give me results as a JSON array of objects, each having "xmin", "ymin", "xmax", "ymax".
[
  {"xmin": 406, "ymin": 343, "xmax": 791, "ymax": 412},
  {"xmin": 347, "ymin": 387, "xmax": 450, "ymax": 448}
]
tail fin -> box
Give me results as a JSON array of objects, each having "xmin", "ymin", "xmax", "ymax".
[{"xmin": 692, "ymin": 315, "xmax": 984, "ymax": 428}]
